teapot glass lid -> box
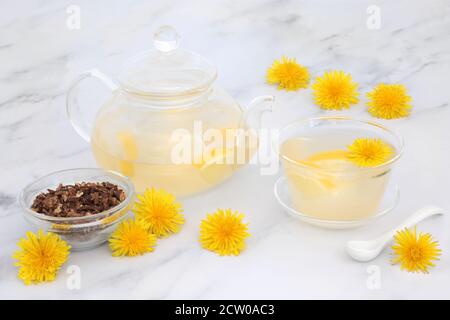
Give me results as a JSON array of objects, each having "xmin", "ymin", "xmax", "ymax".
[{"xmin": 118, "ymin": 26, "xmax": 217, "ymax": 97}]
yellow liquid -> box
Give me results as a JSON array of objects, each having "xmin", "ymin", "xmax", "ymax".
[
  {"xmin": 281, "ymin": 135, "xmax": 393, "ymax": 220},
  {"xmin": 91, "ymin": 102, "xmax": 256, "ymax": 197}
]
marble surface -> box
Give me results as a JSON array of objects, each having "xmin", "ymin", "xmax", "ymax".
[{"xmin": 1, "ymin": 0, "xmax": 450, "ymax": 299}]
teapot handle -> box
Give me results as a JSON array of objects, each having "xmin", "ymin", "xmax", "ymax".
[
  {"xmin": 242, "ymin": 95, "xmax": 275, "ymax": 130},
  {"xmin": 66, "ymin": 69, "xmax": 118, "ymax": 142}
]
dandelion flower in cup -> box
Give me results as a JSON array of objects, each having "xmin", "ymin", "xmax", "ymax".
[
  {"xmin": 13, "ymin": 230, "xmax": 70, "ymax": 285},
  {"xmin": 266, "ymin": 56, "xmax": 310, "ymax": 91},
  {"xmin": 312, "ymin": 70, "xmax": 359, "ymax": 110},
  {"xmin": 392, "ymin": 227, "xmax": 441, "ymax": 273},
  {"xmin": 133, "ymin": 188, "xmax": 184, "ymax": 238},
  {"xmin": 200, "ymin": 209, "xmax": 250, "ymax": 256},
  {"xmin": 109, "ymin": 219, "xmax": 157, "ymax": 257},
  {"xmin": 346, "ymin": 138, "xmax": 393, "ymax": 167},
  {"xmin": 367, "ymin": 83, "xmax": 412, "ymax": 119}
]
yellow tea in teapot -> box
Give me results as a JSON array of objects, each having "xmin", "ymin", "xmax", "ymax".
[{"xmin": 91, "ymin": 102, "xmax": 257, "ymax": 197}]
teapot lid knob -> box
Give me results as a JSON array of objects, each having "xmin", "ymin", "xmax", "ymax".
[{"xmin": 153, "ymin": 25, "xmax": 180, "ymax": 53}]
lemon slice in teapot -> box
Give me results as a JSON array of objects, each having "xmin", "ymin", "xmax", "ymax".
[
  {"xmin": 195, "ymin": 147, "xmax": 236, "ymax": 184},
  {"xmin": 195, "ymin": 147, "xmax": 235, "ymax": 169},
  {"xmin": 117, "ymin": 130, "xmax": 138, "ymax": 177}
]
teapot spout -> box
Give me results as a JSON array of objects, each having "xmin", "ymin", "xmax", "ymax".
[{"xmin": 242, "ymin": 95, "xmax": 274, "ymax": 130}]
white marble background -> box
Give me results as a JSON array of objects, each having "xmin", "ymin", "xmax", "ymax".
[{"xmin": 1, "ymin": 0, "xmax": 450, "ymax": 299}]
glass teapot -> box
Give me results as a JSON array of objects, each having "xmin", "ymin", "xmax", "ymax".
[{"xmin": 67, "ymin": 26, "xmax": 273, "ymax": 197}]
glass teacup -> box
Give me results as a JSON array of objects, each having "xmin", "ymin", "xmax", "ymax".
[{"xmin": 277, "ymin": 117, "xmax": 403, "ymax": 221}]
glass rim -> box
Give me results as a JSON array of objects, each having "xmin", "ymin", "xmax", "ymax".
[
  {"xmin": 275, "ymin": 116, "xmax": 404, "ymax": 174},
  {"xmin": 18, "ymin": 168, "xmax": 135, "ymax": 224}
]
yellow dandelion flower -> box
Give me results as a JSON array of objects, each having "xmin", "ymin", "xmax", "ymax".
[
  {"xmin": 346, "ymin": 138, "xmax": 394, "ymax": 167},
  {"xmin": 312, "ymin": 70, "xmax": 359, "ymax": 110},
  {"xmin": 133, "ymin": 188, "xmax": 184, "ymax": 238},
  {"xmin": 12, "ymin": 230, "xmax": 70, "ymax": 285},
  {"xmin": 199, "ymin": 209, "xmax": 250, "ymax": 256},
  {"xmin": 367, "ymin": 83, "xmax": 412, "ymax": 119},
  {"xmin": 109, "ymin": 219, "xmax": 157, "ymax": 257},
  {"xmin": 392, "ymin": 227, "xmax": 441, "ymax": 273},
  {"xmin": 266, "ymin": 56, "xmax": 310, "ymax": 91}
]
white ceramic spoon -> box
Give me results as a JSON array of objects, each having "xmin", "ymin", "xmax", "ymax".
[{"xmin": 346, "ymin": 206, "xmax": 445, "ymax": 262}]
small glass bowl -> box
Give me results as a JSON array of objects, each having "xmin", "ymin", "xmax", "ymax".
[{"xmin": 19, "ymin": 168, "xmax": 135, "ymax": 251}]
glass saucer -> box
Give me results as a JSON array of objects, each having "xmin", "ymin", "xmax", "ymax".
[{"xmin": 273, "ymin": 177, "xmax": 400, "ymax": 229}]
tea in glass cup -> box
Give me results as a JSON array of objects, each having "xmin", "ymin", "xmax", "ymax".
[{"xmin": 278, "ymin": 117, "xmax": 403, "ymax": 221}]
